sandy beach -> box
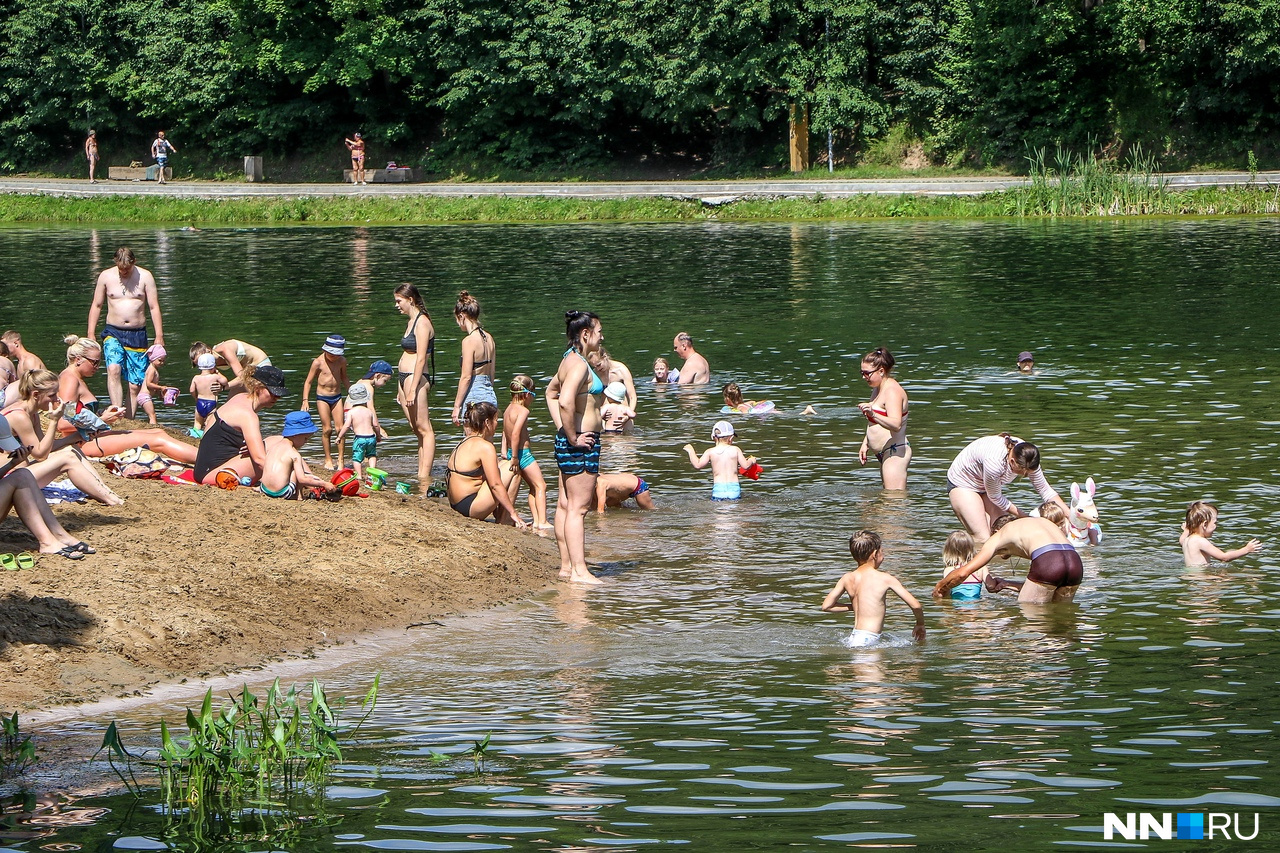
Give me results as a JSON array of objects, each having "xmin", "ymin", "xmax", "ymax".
[{"xmin": 0, "ymin": 437, "xmax": 559, "ymax": 711}]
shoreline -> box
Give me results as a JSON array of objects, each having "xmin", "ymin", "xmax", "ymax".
[
  {"xmin": 0, "ymin": 469, "xmax": 560, "ymax": 713},
  {"xmin": 0, "ymin": 173, "xmax": 1278, "ymax": 224}
]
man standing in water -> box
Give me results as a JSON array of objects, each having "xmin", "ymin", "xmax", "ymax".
[
  {"xmin": 88, "ymin": 247, "xmax": 165, "ymax": 418},
  {"xmin": 673, "ymin": 332, "xmax": 710, "ymax": 385},
  {"xmin": 934, "ymin": 514, "xmax": 1081, "ymax": 604}
]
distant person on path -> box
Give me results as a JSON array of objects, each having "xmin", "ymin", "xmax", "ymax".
[
  {"xmin": 553, "ymin": 310, "xmax": 607, "ymax": 584},
  {"xmin": 451, "ymin": 290, "xmax": 497, "ymax": 425},
  {"xmin": 151, "ymin": 131, "xmax": 176, "ymax": 183},
  {"xmin": 2, "ymin": 331, "xmax": 46, "ymax": 378},
  {"xmin": 857, "ymin": 347, "xmax": 910, "ymax": 490},
  {"xmin": 394, "ymin": 283, "xmax": 436, "ymax": 486},
  {"xmin": 673, "ymin": 332, "xmax": 709, "ymax": 385},
  {"xmin": 947, "ymin": 433, "xmax": 1063, "ymax": 541},
  {"xmin": 822, "ymin": 530, "xmax": 926, "ymax": 648},
  {"xmin": 85, "ymin": 130, "xmax": 98, "ymax": 183},
  {"xmin": 1180, "ymin": 501, "xmax": 1262, "ymax": 566},
  {"xmin": 88, "ymin": 246, "xmax": 165, "ymax": 418},
  {"xmin": 345, "ymin": 133, "xmax": 366, "ymax": 184},
  {"xmin": 935, "ymin": 515, "xmax": 1082, "ymax": 604}
]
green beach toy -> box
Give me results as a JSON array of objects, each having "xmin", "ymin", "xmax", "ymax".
[{"xmin": 366, "ymin": 467, "xmax": 388, "ymax": 490}]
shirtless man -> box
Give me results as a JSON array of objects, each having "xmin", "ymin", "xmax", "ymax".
[
  {"xmin": 934, "ymin": 515, "xmax": 1082, "ymax": 604},
  {"xmin": 673, "ymin": 332, "xmax": 709, "ymax": 385},
  {"xmin": 1, "ymin": 331, "xmax": 44, "ymax": 378},
  {"xmin": 87, "ymin": 247, "xmax": 164, "ymax": 417}
]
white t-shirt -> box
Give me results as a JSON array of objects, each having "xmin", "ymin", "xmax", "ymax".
[{"xmin": 947, "ymin": 434, "xmax": 1055, "ymax": 512}]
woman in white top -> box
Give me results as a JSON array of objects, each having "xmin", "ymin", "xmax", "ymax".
[{"xmin": 947, "ymin": 433, "xmax": 1063, "ymax": 540}]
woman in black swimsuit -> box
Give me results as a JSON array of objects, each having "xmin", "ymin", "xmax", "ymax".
[
  {"xmin": 444, "ymin": 402, "xmax": 526, "ymax": 527},
  {"xmin": 192, "ymin": 366, "xmax": 288, "ymax": 485},
  {"xmin": 394, "ymin": 283, "xmax": 436, "ymax": 486}
]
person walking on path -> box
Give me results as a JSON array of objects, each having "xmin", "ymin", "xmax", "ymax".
[
  {"xmin": 85, "ymin": 130, "xmax": 98, "ymax": 183},
  {"xmin": 151, "ymin": 131, "xmax": 176, "ymax": 183},
  {"xmin": 87, "ymin": 247, "xmax": 165, "ymax": 418}
]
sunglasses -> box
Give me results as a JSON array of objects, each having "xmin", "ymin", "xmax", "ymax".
[
  {"xmin": 81, "ymin": 356, "xmax": 101, "ymax": 366},
  {"xmin": 860, "ymin": 368, "xmax": 881, "ymax": 377}
]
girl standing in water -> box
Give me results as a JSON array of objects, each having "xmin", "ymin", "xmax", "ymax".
[
  {"xmin": 451, "ymin": 290, "xmax": 497, "ymax": 424},
  {"xmin": 394, "ymin": 283, "xmax": 436, "ymax": 486},
  {"xmin": 857, "ymin": 346, "xmax": 910, "ymax": 490}
]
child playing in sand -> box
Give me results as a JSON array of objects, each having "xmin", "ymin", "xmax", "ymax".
[
  {"xmin": 337, "ymin": 382, "xmax": 380, "ymax": 482},
  {"xmin": 601, "ymin": 381, "xmax": 636, "ymax": 433},
  {"xmin": 188, "ymin": 352, "xmax": 226, "ymax": 438},
  {"xmin": 822, "ymin": 530, "xmax": 926, "ymax": 647},
  {"xmin": 301, "ymin": 334, "xmax": 349, "ymax": 469},
  {"xmin": 1180, "ymin": 501, "xmax": 1262, "ymax": 566},
  {"xmin": 653, "ymin": 357, "xmax": 678, "ymax": 384},
  {"xmin": 942, "ymin": 530, "xmax": 986, "ymax": 600},
  {"xmin": 258, "ymin": 411, "xmax": 337, "ymax": 499},
  {"xmin": 501, "ymin": 375, "xmax": 551, "ymax": 531},
  {"xmin": 595, "ymin": 472, "xmax": 655, "ymax": 511},
  {"xmin": 136, "ymin": 345, "xmax": 177, "ymax": 426},
  {"xmin": 684, "ymin": 420, "xmax": 757, "ymax": 501}
]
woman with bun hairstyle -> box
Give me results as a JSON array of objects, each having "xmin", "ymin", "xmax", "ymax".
[
  {"xmin": 192, "ymin": 364, "xmax": 289, "ymax": 485},
  {"xmin": 552, "ymin": 310, "xmax": 606, "ymax": 585},
  {"xmin": 451, "ymin": 290, "xmax": 497, "ymax": 425},
  {"xmin": 857, "ymin": 346, "xmax": 910, "ymax": 490},
  {"xmin": 56, "ymin": 335, "xmax": 197, "ymax": 463},
  {"xmin": 394, "ymin": 282, "xmax": 436, "ymax": 485},
  {"xmin": 444, "ymin": 401, "xmax": 527, "ymax": 527},
  {"xmin": 946, "ymin": 433, "xmax": 1064, "ymax": 540}
]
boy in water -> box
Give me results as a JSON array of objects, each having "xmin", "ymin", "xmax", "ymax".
[
  {"xmin": 189, "ymin": 351, "xmax": 226, "ymax": 438},
  {"xmin": 301, "ymin": 334, "xmax": 350, "ymax": 469},
  {"xmin": 822, "ymin": 530, "xmax": 926, "ymax": 647},
  {"xmin": 684, "ymin": 420, "xmax": 757, "ymax": 500},
  {"xmin": 595, "ymin": 472, "xmax": 655, "ymax": 511},
  {"xmin": 1180, "ymin": 501, "xmax": 1262, "ymax": 566},
  {"xmin": 259, "ymin": 412, "xmax": 337, "ymax": 499},
  {"xmin": 337, "ymin": 382, "xmax": 381, "ymax": 481}
]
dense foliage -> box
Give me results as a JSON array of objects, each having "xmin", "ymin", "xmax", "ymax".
[{"xmin": 2, "ymin": 0, "xmax": 1278, "ymax": 172}]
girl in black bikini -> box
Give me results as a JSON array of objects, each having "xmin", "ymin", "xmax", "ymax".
[
  {"xmin": 444, "ymin": 402, "xmax": 526, "ymax": 527},
  {"xmin": 451, "ymin": 290, "xmax": 497, "ymax": 425},
  {"xmin": 394, "ymin": 283, "xmax": 436, "ymax": 486}
]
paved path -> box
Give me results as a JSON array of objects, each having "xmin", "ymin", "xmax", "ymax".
[{"xmin": 1, "ymin": 172, "xmax": 1276, "ymax": 200}]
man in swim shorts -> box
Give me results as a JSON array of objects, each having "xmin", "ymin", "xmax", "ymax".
[
  {"xmin": 934, "ymin": 514, "xmax": 1082, "ymax": 604},
  {"xmin": 88, "ymin": 247, "xmax": 165, "ymax": 418}
]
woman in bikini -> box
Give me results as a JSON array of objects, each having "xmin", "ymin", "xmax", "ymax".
[
  {"xmin": 451, "ymin": 290, "xmax": 497, "ymax": 425},
  {"xmin": 552, "ymin": 311, "xmax": 606, "ymax": 585},
  {"xmin": 192, "ymin": 365, "xmax": 288, "ymax": 485},
  {"xmin": 394, "ymin": 283, "xmax": 436, "ymax": 485},
  {"xmin": 857, "ymin": 346, "xmax": 910, "ymax": 490},
  {"xmin": 2, "ymin": 370, "xmax": 124, "ymax": 504},
  {"xmin": 444, "ymin": 402, "xmax": 526, "ymax": 527},
  {"xmin": 946, "ymin": 433, "xmax": 1064, "ymax": 541},
  {"xmin": 345, "ymin": 132, "xmax": 366, "ymax": 184},
  {"xmin": 56, "ymin": 336, "xmax": 198, "ymax": 464}
]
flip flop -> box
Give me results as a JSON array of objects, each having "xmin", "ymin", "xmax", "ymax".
[
  {"xmin": 49, "ymin": 546, "xmax": 85, "ymax": 561},
  {"xmin": 71, "ymin": 542, "xmax": 95, "ymax": 555},
  {"xmin": 16, "ymin": 553, "xmax": 34, "ymax": 570},
  {"xmin": 0, "ymin": 554, "xmax": 17, "ymax": 571}
]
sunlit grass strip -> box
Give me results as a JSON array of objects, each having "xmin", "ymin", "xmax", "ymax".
[{"xmin": 0, "ymin": 185, "xmax": 1278, "ymax": 225}]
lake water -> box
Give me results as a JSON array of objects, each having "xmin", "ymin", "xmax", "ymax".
[{"xmin": 2, "ymin": 220, "xmax": 1278, "ymax": 849}]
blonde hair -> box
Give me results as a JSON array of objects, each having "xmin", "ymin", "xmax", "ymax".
[
  {"xmin": 1038, "ymin": 501, "xmax": 1066, "ymax": 527},
  {"xmin": 19, "ymin": 369, "xmax": 58, "ymax": 399},
  {"xmin": 942, "ymin": 531, "xmax": 975, "ymax": 568},
  {"xmin": 64, "ymin": 334, "xmax": 101, "ymax": 365},
  {"xmin": 653, "ymin": 357, "xmax": 669, "ymax": 372},
  {"xmin": 722, "ymin": 382, "xmax": 743, "ymax": 406},
  {"xmin": 240, "ymin": 365, "xmax": 265, "ymax": 396},
  {"xmin": 509, "ymin": 374, "xmax": 534, "ymax": 395},
  {"xmin": 1185, "ymin": 501, "xmax": 1217, "ymax": 536}
]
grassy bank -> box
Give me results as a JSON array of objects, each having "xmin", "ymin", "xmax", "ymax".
[{"xmin": 0, "ymin": 184, "xmax": 1278, "ymax": 226}]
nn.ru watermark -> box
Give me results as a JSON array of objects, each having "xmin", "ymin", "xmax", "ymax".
[{"xmin": 1104, "ymin": 812, "xmax": 1260, "ymax": 841}]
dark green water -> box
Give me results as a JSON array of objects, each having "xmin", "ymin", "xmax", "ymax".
[{"xmin": 1, "ymin": 220, "xmax": 1278, "ymax": 850}]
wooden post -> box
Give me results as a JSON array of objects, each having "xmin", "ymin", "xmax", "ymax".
[
  {"xmin": 243, "ymin": 156, "xmax": 264, "ymax": 182},
  {"xmin": 789, "ymin": 103, "xmax": 810, "ymax": 173}
]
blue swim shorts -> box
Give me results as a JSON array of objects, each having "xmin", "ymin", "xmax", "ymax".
[
  {"xmin": 554, "ymin": 428, "xmax": 600, "ymax": 477},
  {"xmin": 102, "ymin": 325, "xmax": 150, "ymax": 387},
  {"xmin": 711, "ymin": 481, "xmax": 741, "ymax": 501},
  {"xmin": 506, "ymin": 447, "xmax": 537, "ymax": 470},
  {"xmin": 351, "ymin": 435, "xmax": 378, "ymax": 463}
]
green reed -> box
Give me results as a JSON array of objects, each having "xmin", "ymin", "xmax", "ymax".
[{"xmin": 0, "ymin": 711, "xmax": 36, "ymax": 780}]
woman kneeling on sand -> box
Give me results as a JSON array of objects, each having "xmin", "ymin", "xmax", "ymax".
[
  {"xmin": 1, "ymin": 370, "xmax": 124, "ymax": 505},
  {"xmin": 57, "ymin": 336, "xmax": 198, "ymax": 464},
  {"xmin": 445, "ymin": 402, "xmax": 527, "ymax": 528},
  {"xmin": 192, "ymin": 365, "xmax": 288, "ymax": 485},
  {"xmin": 0, "ymin": 418, "xmax": 94, "ymax": 559}
]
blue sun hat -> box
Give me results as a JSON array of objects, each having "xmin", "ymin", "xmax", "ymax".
[
  {"xmin": 322, "ymin": 334, "xmax": 347, "ymax": 356},
  {"xmin": 282, "ymin": 411, "xmax": 317, "ymax": 437},
  {"xmin": 364, "ymin": 359, "xmax": 393, "ymax": 379}
]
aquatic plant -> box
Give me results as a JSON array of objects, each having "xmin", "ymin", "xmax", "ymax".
[
  {"xmin": 0, "ymin": 711, "xmax": 35, "ymax": 780},
  {"xmin": 1013, "ymin": 142, "xmax": 1169, "ymax": 216}
]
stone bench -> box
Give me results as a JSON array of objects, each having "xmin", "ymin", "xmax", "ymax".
[
  {"xmin": 108, "ymin": 165, "xmax": 171, "ymax": 181},
  {"xmin": 342, "ymin": 168, "xmax": 418, "ymax": 184}
]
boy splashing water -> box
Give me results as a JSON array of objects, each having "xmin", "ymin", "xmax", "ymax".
[{"xmin": 822, "ymin": 530, "xmax": 926, "ymax": 648}]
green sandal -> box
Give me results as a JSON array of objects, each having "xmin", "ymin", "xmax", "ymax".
[
  {"xmin": 0, "ymin": 554, "xmax": 16, "ymax": 571},
  {"xmin": 16, "ymin": 553, "xmax": 34, "ymax": 570}
]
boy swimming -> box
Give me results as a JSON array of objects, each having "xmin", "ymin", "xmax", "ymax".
[
  {"xmin": 684, "ymin": 420, "xmax": 757, "ymax": 500},
  {"xmin": 822, "ymin": 530, "xmax": 926, "ymax": 647}
]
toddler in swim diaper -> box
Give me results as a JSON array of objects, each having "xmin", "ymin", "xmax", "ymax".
[
  {"xmin": 683, "ymin": 420, "xmax": 757, "ymax": 501},
  {"xmin": 189, "ymin": 351, "xmax": 227, "ymax": 437}
]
